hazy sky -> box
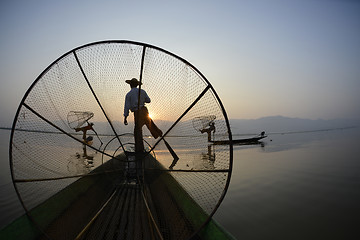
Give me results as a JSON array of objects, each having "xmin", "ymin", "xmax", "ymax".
[{"xmin": 1, "ymin": 0, "xmax": 359, "ymax": 126}]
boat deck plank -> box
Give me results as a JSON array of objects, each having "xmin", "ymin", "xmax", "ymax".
[{"xmin": 81, "ymin": 181, "xmax": 152, "ymax": 240}]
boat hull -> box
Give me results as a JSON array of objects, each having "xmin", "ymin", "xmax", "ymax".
[
  {"xmin": 1, "ymin": 153, "xmax": 235, "ymax": 240},
  {"xmin": 211, "ymin": 136, "xmax": 267, "ymax": 145}
]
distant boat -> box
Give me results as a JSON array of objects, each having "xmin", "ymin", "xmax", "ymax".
[
  {"xmin": 210, "ymin": 132, "xmax": 267, "ymax": 145},
  {"xmin": 192, "ymin": 116, "xmax": 266, "ymax": 146}
]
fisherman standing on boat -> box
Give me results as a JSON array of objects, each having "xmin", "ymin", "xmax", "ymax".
[
  {"xmin": 75, "ymin": 122, "xmax": 94, "ymax": 160},
  {"xmin": 201, "ymin": 121, "xmax": 216, "ymax": 142},
  {"xmin": 124, "ymin": 78, "xmax": 163, "ymax": 152}
]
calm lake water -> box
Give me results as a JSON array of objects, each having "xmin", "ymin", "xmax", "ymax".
[
  {"xmin": 214, "ymin": 127, "xmax": 360, "ymax": 239},
  {"xmin": 1, "ymin": 127, "xmax": 360, "ymax": 239}
]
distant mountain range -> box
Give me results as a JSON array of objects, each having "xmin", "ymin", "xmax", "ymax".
[{"xmin": 229, "ymin": 116, "xmax": 359, "ymax": 135}]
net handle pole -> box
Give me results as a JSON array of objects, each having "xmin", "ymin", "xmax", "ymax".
[
  {"xmin": 133, "ymin": 46, "xmax": 146, "ymax": 153},
  {"xmin": 73, "ymin": 51, "xmax": 127, "ymax": 155},
  {"xmin": 138, "ymin": 45, "xmax": 146, "ymax": 102}
]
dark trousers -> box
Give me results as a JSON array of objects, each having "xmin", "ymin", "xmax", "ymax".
[{"xmin": 134, "ymin": 107, "xmax": 163, "ymax": 152}]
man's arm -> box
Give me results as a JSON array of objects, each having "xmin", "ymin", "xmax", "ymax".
[
  {"xmin": 124, "ymin": 93, "xmax": 130, "ymax": 125},
  {"xmin": 143, "ymin": 89, "xmax": 151, "ymax": 103}
]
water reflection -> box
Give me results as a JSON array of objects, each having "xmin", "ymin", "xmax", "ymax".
[
  {"xmin": 66, "ymin": 154, "xmax": 94, "ymax": 175},
  {"xmin": 197, "ymin": 145, "xmax": 215, "ymax": 170}
]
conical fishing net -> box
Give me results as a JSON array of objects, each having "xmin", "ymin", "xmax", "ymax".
[
  {"xmin": 67, "ymin": 111, "xmax": 94, "ymax": 129},
  {"xmin": 9, "ymin": 40, "xmax": 233, "ymax": 240},
  {"xmin": 192, "ymin": 115, "xmax": 217, "ymax": 132}
]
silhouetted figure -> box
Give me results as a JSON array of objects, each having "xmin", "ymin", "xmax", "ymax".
[
  {"xmin": 200, "ymin": 122, "xmax": 216, "ymax": 142},
  {"xmin": 123, "ymin": 78, "xmax": 163, "ymax": 153},
  {"xmin": 75, "ymin": 122, "xmax": 94, "ymax": 160}
]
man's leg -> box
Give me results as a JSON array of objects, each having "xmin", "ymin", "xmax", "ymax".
[
  {"xmin": 134, "ymin": 111, "xmax": 145, "ymax": 153},
  {"xmin": 142, "ymin": 108, "xmax": 163, "ymax": 139},
  {"xmin": 134, "ymin": 110, "xmax": 146, "ymax": 180},
  {"xmin": 149, "ymin": 119, "xmax": 163, "ymax": 138}
]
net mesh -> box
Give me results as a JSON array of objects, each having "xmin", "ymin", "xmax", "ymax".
[
  {"xmin": 67, "ymin": 111, "xmax": 94, "ymax": 129},
  {"xmin": 10, "ymin": 41, "xmax": 233, "ymax": 240}
]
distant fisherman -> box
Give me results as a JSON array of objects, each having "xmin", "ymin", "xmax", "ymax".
[
  {"xmin": 123, "ymin": 78, "xmax": 163, "ymax": 152},
  {"xmin": 201, "ymin": 122, "xmax": 216, "ymax": 142},
  {"xmin": 75, "ymin": 122, "xmax": 94, "ymax": 160}
]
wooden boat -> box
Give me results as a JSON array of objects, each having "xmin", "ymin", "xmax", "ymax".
[
  {"xmin": 211, "ymin": 134, "xmax": 267, "ymax": 145},
  {"xmin": 0, "ymin": 153, "xmax": 235, "ymax": 240}
]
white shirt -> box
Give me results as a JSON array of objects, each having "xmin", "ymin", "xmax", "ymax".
[{"xmin": 124, "ymin": 87, "xmax": 151, "ymax": 117}]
